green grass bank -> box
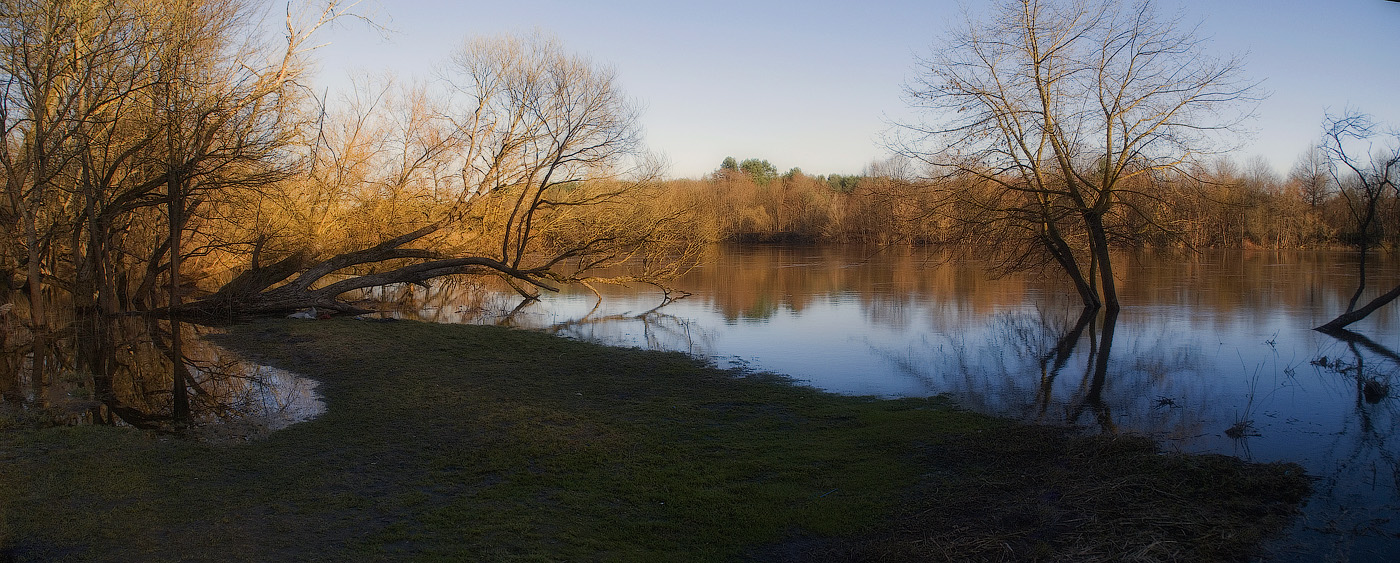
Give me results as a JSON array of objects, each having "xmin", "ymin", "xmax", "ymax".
[{"xmin": 1, "ymin": 319, "xmax": 1308, "ymax": 561}]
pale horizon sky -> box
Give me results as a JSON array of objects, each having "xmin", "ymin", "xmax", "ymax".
[{"xmin": 306, "ymin": 0, "xmax": 1400, "ymax": 180}]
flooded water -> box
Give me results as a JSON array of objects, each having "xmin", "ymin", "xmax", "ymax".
[
  {"xmin": 3, "ymin": 245, "xmax": 1395, "ymax": 558},
  {"xmin": 0, "ymin": 317, "xmax": 324, "ymax": 441},
  {"xmin": 384, "ymin": 245, "xmax": 1399, "ymax": 562}
]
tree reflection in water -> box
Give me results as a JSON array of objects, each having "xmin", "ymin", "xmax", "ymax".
[
  {"xmin": 872, "ymin": 305, "xmax": 1214, "ymax": 441},
  {"xmin": 1, "ymin": 312, "xmax": 323, "ymax": 440},
  {"xmin": 120, "ymin": 247, "xmax": 1400, "ymax": 560},
  {"xmin": 1278, "ymin": 329, "xmax": 1400, "ymax": 560},
  {"xmin": 871, "ymin": 304, "xmax": 1397, "ymax": 560},
  {"xmin": 7, "ymin": 247, "xmax": 1398, "ymax": 557}
]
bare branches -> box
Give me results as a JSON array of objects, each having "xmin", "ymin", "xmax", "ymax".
[
  {"xmin": 0, "ymin": 1, "xmax": 688, "ymax": 320},
  {"xmin": 1314, "ymin": 109, "xmax": 1400, "ymax": 329},
  {"xmin": 441, "ymin": 33, "xmax": 643, "ymax": 268},
  {"xmin": 895, "ymin": 0, "xmax": 1258, "ymax": 309},
  {"xmin": 173, "ymin": 32, "xmax": 690, "ymax": 316}
]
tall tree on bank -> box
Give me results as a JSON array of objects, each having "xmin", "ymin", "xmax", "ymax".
[
  {"xmin": 1314, "ymin": 111, "xmax": 1400, "ymax": 333},
  {"xmin": 1290, "ymin": 145, "xmax": 1334, "ymax": 210},
  {"xmin": 0, "ymin": 0, "xmax": 121, "ymax": 335},
  {"xmin": 896, "ymin": 0, "xmax": 1256, "ymax": 310}
]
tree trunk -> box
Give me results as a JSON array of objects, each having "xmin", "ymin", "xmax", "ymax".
[
  {"xmin": 1316, "ymin": 282, "xmax": 1400, "ymax": 333},
  {"xmin": 23, "ymin": 207, "xmax": 46, "ymax": 334},
  {"xmin": 1040, "ymin": 229, "xmax": 1101, "ymax": 309},
  {"xmin": 177, "ymin": 226, "xmax": 563, "ymax": 318},
  {"xmin": 1085, "ymin": 213, "xmax": 1119, "ymax": 311},
  {"xmin": 167, "ymin": 170, "xmax": 189, "ymax": 423},
  {"xmin": 1346, "ymin": 243, "xmax": 1369, "ymax": 313}
]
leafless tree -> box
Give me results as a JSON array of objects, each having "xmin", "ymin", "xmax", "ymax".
[
  {"xmin": 1315, "ymin": 110, "xmax": 1400, "ymax": 333},
  {"xmin": 0, "ymin": 0, "xmax": 131, "ymax": 333},
  {"xmin": 0, "ymin": 0, "xmax": 359, "ymax": 323},
  {"xmin": 0, "ymin": 0, "xmax": 361, "ymax": 422},
  {"xmin": 896, "ymin": 0, "xmax": 1258, "ymax": 310},
  {"xmin": 1291, "ymin": 145, "xmax": 1334, "ymax": 209},
  {"xmin": 0, "ymin": 5, "xmax": 691, "ymax": 328}
]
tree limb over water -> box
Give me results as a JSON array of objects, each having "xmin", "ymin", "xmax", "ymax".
[
  {"xmin": 1312, "ymin": 111, "xmax": 1400, "ymax": 333},
  {"xmin": 183, "ymin": 225, "xmax": 566, "ymax": 315},
  {"xmin": 173, "ymin": 33, "xmax": 695, "ymax": 317}
]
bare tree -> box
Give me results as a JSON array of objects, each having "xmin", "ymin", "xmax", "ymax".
[
  {"xmin": 0, "ymin": 0, "xmax": 362, "ymax": 423},
  {"xmin": 1290, "ymin": 145, "xmax": 1334, "ymax": 209},
  {"xmin": 187, "ymin": 33, "xmax": 693, "ymax": 315},
  {"xmin": 0, "ymin": 0, "xmax": 359, "ymax": 319},
  {"xmin": 896, "ymin": 0, "xmax": 1257, "ymax": 310},
  {"xmin": 1315, "ymin": 110, "xmax": 1400, "ymax": 333},
  {"xmin": 0, "ymin": 4, "xmax": 691, "ymax": 330},
  {"xmin": 0, "ymin": 0, "xmax": 121, "ymax": 333}
]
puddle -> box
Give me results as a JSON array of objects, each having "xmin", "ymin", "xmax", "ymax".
[{"xmin": 1, "ymin": 319, "xmax": 326, "ymax": 442}]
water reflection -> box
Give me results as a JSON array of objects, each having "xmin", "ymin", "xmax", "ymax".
[
  {"xmin": 374, "ymin": 246, "xmax": 1399, "ymax": 561},
  {"xmin": 1317, "ymin": 329, "xmax": 1396, "ymax": 405},
  {"xmin": 1280, "ymin": 329, "xmax": 1400, "ymax": 560},
  {"xmin": 1, "ymin": 313, "xmax": 323, "ymax": 440}
]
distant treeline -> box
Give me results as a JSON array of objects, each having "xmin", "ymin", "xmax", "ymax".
[{"xmin": 646, "ymin": 154, "xmax": 1384, "ymax": 249}]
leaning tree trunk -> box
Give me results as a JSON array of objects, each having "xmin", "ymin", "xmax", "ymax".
[
  {"xmin": 1316, "ymin": 283, "xmax": 1400, "ymax": 333},
  {"xmin": 1042, "ymin": 233, "xmax": 1101, "ymax": 310}
]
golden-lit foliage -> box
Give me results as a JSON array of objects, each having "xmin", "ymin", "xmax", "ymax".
[
  {"xmin": 0, "ymin": 0, "xmax": 360, "ymax": 322},
  {"xmin": 0, "ymin": 0, "xmax": 1392, "ymax": 329},
  {"xmin": 645, "ymin": 149, "xmax": 1373, "ymax": 255},
  {"xmin": 0, "ymin": 5, "xmax": 702, "ymax": 321}
]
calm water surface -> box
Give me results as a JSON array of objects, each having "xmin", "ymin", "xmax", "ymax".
[
  {"xmin": 387, "ymin": 246, "xmax": 1399, "ymax": 562},
  {"xmin": 1, "ymin": 319, "xmax": 324, "ymax": 441}
]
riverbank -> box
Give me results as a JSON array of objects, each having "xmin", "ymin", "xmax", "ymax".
[{"xmin": 1, "ymin": 319, "xmax": 1308, "ymax": 561}]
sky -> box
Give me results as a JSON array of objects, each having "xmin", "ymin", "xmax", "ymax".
[{"xmin": 304, "ymin": 0, "xmax": 1400, "ymax": 180}]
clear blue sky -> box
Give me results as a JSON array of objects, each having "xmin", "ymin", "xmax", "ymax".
[{"xmin": 307, "ymin": 0, "xmax": 1400, "ymax": 180}]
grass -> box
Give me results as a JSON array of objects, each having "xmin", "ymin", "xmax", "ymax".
[{"xmin": 1, "ymin": 318, "xmax": 1309, "ymax": 561}]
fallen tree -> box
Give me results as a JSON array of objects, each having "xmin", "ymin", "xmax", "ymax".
[{"xmin": 181, "ymin": 219, "xmax": 682, "ymax": 317}]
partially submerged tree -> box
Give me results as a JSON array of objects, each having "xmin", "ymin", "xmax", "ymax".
[
  {"xmin": 1314, "ymin": 110, "xmax": 1400, "ymax": 333},
  {"xmin": 896, "ymin": 0, "xmax": 1257, "ymax": 310},
  {"xmin": 0, "ymin": 0, "xmax": 364, "ymax": 424}
]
